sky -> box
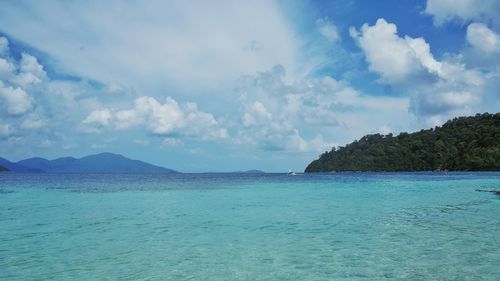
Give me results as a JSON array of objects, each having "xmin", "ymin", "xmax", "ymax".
[{"xmin": 0, "ymin": 0, "xmax": 499, "ymax": 172}]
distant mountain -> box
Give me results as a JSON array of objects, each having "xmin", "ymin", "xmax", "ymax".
[
  {"xmin": 16, "ymin": 157, "xmax": 77, "ymax": 172},
  {"xmin": 306, "ymin": 113, "xmax": 500, "ymax": 172},
  {"xmin": 0, "ymin": 165, "xmax": 9, "ymax": 172},
  {"xmin": 237, "ymin": 170, "xmax": 266, "ymax": 174},
  {"xmin": 0, "ymin": 157, "xmax": 44, "ymax": 173},
  {"xmin": 7, "ymin": 153, "xmax": 176, "ymax": 173}
]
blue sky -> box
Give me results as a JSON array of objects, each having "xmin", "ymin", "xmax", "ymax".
[{"xmin": 0, "ymin": 0, "xmax": 499, "ymax": 172}]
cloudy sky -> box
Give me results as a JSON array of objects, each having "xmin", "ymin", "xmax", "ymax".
[{"xmin": 0, "ymin": 0, "xmax": 499, "ymax": 172}]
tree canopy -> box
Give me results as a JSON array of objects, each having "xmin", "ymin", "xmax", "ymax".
[{"xmin": 305, "ymin": 113, "xmax": 500, "ymax": 172}]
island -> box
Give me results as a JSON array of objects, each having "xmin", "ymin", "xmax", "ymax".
[
  {"xmin": 305, "ymin": 113, "xmax": 500, "ymax": 172},
  {"xmin": 233, "ymin": 170, "xmax": 266, "ymax": 174}
]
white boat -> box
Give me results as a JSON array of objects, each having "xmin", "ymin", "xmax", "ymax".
[{"xmin": 287, "ymin": 169, "xmax": 296, "ymax": 176}]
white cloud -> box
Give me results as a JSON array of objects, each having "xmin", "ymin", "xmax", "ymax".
[
  {"xmin": 82, "ymin": 109, "xmax": 112, "ymax": 126},
  {"xmin": 352, "ymin": 19, "xmax": 485, "ymax": 87},
  {"xmin": 234, "ymin": 65, "xmax": 411, "ymax": 152},
  {"xmin": 0, "ymin": 82, "xmax": 32, "ymax": 115},
  {"xmin": 20, "ymin": 53, "xmax": 46, "ymax": 79},
  {"xmin": 466, "ymin": 23, "xmax": 500, "ymax": 53},
  {"xmin": 184, "ymin": 102, "xmax": 228, "ymax": 140},
  {"xmin": 411, "ymin": 90, "xmax": 479, "ymax": 116},
  {"xmin": 351, "ymin": 18, "xmax": 487, "ymax": 121},
  {"xmin": 0, "ymin": 36, "xmax": 142, "ymax": 150},
  {"xmin": 243, "ymin": 101, "xmax": 273, "ymax": 127},
  {"xmin": 350, "ymin": 18, "xmax": 441, "ymax": 83},
  {"xmin": 0, "ymin": 37, "xmax": 49, "ymax": 140},
  {"xmin": 424, "ymin": 0, "xmax": 500, "ymax": 26},
  {"xmin": 438, "ymin": 91, "xmax": 478, "ymax": 107},
  {"xmin": 425, "ymin": 0, "xmax": 477, "ymax": 25},
  {"xmin": 316, "ymin": 18, "xmax": 340, "ymax": 42},
  {"xmin": 0, "ymin": 58, "xmax": 15, "ymax": 79},
  {"xmin": 83, "ymin": 96, "xmax": 228, "ymax": 141},
  {"xmin": 12, "ymin": 72, "xmax": 42, "ymax": 87},
  {"xmin": 116, "ymin": 97, "xmax": 184, "ymax": 134},
  {"xmin": 0, "ymin": 1, "xmax": 303, "ymax": 94},
  {"xmin": 12, "ymin": 53, "xmax": 47, "ymax": 87}
]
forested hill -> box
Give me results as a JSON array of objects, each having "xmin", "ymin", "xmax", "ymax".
[{"xmin": 305, "ymin": 113, "xmax": 500, "ymax": 172}]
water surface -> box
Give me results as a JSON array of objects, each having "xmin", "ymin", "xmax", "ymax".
[{"xmin": 1, "ymin": 172, "xmax": 499, "ymax": 280}]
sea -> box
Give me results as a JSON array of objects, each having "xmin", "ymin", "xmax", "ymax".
[{"xmin": 1, "ymin": 172, "xmax": 499, "ymax": 280}]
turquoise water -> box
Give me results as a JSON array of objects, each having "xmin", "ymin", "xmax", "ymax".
[{"xmin": 1, "ymin": 173, "xmax": 499, "ymax": 280}]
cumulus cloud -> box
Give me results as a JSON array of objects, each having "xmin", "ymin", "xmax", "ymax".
[
  {"xmin": 424, "ymin": 0, "xmax": 500, "ymax": 26},
  {"xmin": 83, "ymin": 96, "xmax": 228, "ymax": 141},
  {"xmin": 466, "ymin": 23, "xmax": 500, "ymax": 53},
  {"xmin": 12, "ymin": 53, "xmax": 47, "ymax": 87},
  {"xmin": 0, "ymin": 36, "xmax": 138, "ymax": 151},
  {"xmin": 0, "ymin": 37, "xmax": 43, "ymax": 142},
  {"xmin": 237, "ymin": 101, "xmax": 305, "ymax": 151},
  {"xmin": 0, "ymin": 49, "xmax": 52, "ymax": 136},
  {"xmin": 234, "ymin": 65, "xmax": 411, "ymax": 152},
  {"xmin": 411, "ymin": 90, "xmax": 479, "ymax": 117},
  {"xmin": 350, "ymin": 18, "xmax": 442, "ymax": 83},
  {"xmin": 351, "ymin": 18, "xmax": 487, "ymax": 121},
  {"xmin": 0, "ymin": 82, "xmax": 32, "ymax": 115},
  {"xmin": 20, "ymin": 53, "xmax": 46, "ymax": 79},
  {"xmin": 82, "ymin": 109, "xmax": 112, "ymax": 127},
  {"xmin": 0, "ymin": 58, "xmax": 15, "ymax": 79},
  {"xmin": 243, "ymin": 101, "xmax": 273, "ymax": 127},
  {"xmin": 316, "ymin": 18, "xmax": 340, "ymax": 42}
]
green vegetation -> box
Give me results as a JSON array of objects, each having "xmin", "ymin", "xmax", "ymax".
[
  {"xmin": 0, "ymin": 165, "xmax": 9, "ymax": 172},
  {"xmin": 305, "ymin": 113, "xmax": 500, "ymax": 172}
]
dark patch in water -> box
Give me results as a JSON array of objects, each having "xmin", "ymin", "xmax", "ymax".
[
  {"xmin": 475, "ymin": 189, "xmax": 500, "ymax": 196},
  {"xmin": 0, "ymin": 189, "xmax": 14, "ymax": 194},
  {"xmin": 394, "ymin": 199, "xmax": 491, "ymax": 228}
]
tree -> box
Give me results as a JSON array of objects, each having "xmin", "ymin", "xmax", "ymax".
[{"xmin": 305, "ymin": 113, "xmax": 500, "ymax": 172}]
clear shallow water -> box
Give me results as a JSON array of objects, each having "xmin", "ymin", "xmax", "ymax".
[{"xmin": 1, "ymin": 173, "xmax": 499, "ymax": 280}]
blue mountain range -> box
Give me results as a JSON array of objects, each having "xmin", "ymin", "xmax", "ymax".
[{"xmin": 0, "ymin": 152, "xmax": 176, "ymax": 173}]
